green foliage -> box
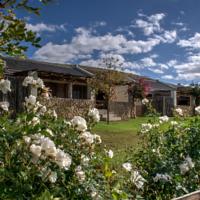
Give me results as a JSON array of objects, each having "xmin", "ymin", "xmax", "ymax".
[
  {"xmin": 0, "ymin": 95, "xmax": 129, "ymax": 199},
  {"xmin": 0, "ymin": 0, "xmax": 51, "ymax": 76},
  {"xmin": 131, "ymin": 114, "xmax": 200, "ymax": 199}
]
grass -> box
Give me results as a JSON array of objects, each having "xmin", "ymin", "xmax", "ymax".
[
  {"xmin": 92, "ymin": 117, "xmax": 151, "ymax": 150},
  {"xmin": 92, "ymin": 116, "xmax": 195, "ymax": 165}
]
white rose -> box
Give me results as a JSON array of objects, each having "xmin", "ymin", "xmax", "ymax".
[
  {"xmin": 71, "ymin": 116, "xmax": 87, "ymax": 132},
  {"xmin": 131, "ymin": 171, "xmax": 146, "ymax": 189},
  {"xmin": 23, "ymin": 136, "xmax": 31, "ymax": 144},
  {"xmin": 48, "ymin": 171, "xmax": 57, "ymax": 183},
  {"xmin": 30, "ymin": 144, "xmax": 42, "ymax": 157},
  {"xmin": 25, "ymin": 95, "xmax": 37, "ymax": 107},
  {"xmin": 52, "ymin": 110, "xmax": 57, "ymax": 119},
  {"xmin": 153, "ymin": 173, "xmax": 171, "ymax": 182},
  {"xmin": 31, "ymin": 117, "xmax": 40, "ymax": 126},
  {"xmin": 88, "ymin": 108, "xmax": 100, "ymax": 122},
  {"xmin": 175, "ymin": 108, "xmax": 183, "ymax": 116},
  {"xmin": 22, "ymin": 76, "xmax": 34, "ymax": 87},
  {"xmin": 195, "ymin": 106, "xmax": 200, "ymax": 114},
  {"xmin": 93, "ymin": 134, "xmax": 102, "ymax": 144},
  {"xmin": 107, "ymin": 149, "xmax": 114, "ymax": 158},
  {"xmin": 46, "ymin": 128, "xmax": 53, "ymax": 136},
  {"xmin": 79, "ymin": 131, "xmax": 94, "ymax": 145},
  {"xmin": 41, "ymin": 137, "xmax": 57, "ymax": 157},
  {"xmin": 142, "ymin": 98, "xmax": 149, "ymax": 105},
  {"xmin": 141, "ymin": 123, "xmax": 153, "ymax": 133},
  {"xmin": 0, "ymin": 79, "xmax": 11, "ymax": 94},
  {"xmin": 179, "ymin": 163, "xmax": 190, "ymax": 175},
  {"xmin": 36, "ymin": 78, "xmax": 45, "ymax": 89},
  {"xmin": 122, "ymin": 162, "xmax": 132, "ymax": 172},
  {"xmin": 55, "ymin": 149, "xmax": 72, "ymax": 170},
  {"xmin": 159, "ymin": 115, "xmax": 169, "ymax": 123},
  {"xmin": 75, "ymin": 165, "xmax": 86, "ymax": 182},
  {"xmin": 0, "ymin": 101, "xmax": 9, "ymax": 111},
  {"xmin": 81, "ymin": 154, "xmax": 90, "ymax": 165}
]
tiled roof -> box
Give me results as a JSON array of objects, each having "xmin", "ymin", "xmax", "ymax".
[{"xmin": 2, "ymin": 56, "xmax": 93, "ymax": 78}]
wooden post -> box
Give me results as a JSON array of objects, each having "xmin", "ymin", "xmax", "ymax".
[
  {"xmin": 68, "ymin": 82, "xmax": 73, "ymax": 99},
  {"xmin": 171, "ymin": 90, "xmax": 177, "ymax": 108},
  {"xmin": 163, "ymin": 96, "xmax": 166, "ymax": 115}
]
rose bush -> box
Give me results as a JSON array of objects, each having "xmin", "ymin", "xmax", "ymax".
[
  {"xmin": 1, "ymin": 76, "xmax": 200, "ymax": 199},
  {"xmin": 123, "ymin": 108, "xmax": 200, "ymax": 199},
  {"xmin": 0, "ymin": 76, "xmax": 130, "ymax": 200}
]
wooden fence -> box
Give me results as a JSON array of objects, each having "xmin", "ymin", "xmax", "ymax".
[{"xmin": 152, "ymin": 96, "xmax": 174, "ymax": 116}]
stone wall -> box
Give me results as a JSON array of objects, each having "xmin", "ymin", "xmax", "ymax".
[
  {"xmin": 114, "ymin": 85, "xmax": 129, "ymax": 102},
  {"xmin": 177, "ymin": 105, "xmax": 194, "ymax": 116},
  {"xmin": 110, "ymin": 101, "xmax": 131, "ymax": 120},
  {"xmin": 40, "ymin": 97, "xmax": 95, "ymax": 119}
]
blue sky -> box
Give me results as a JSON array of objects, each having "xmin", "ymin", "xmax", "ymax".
[{"xmin": 18, "ymin": 0, "xmax": 200, "ymax": 84}]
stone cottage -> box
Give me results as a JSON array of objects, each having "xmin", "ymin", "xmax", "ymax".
[
  {"xmin": 3, "ymin": 56, "xmax": 94, "ymax": 119},
  {"xmin": 2, "ymin": 56, "xmax": 194, "ymax": 120}
]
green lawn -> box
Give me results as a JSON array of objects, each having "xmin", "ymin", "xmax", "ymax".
[
  {"xmin": 92, "ymin": 116, "xmax": 194, "ymax": 165},
  {"xmin": 92, "ymin": 117, "xmax": 151, "ymax": 150}
]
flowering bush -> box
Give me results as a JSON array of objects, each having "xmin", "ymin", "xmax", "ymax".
[
  {"xmin": 126, "ymin": 108, "xmax": 200, "ymax": 199},
  {"xmin": 1, "ymin": 76, "xmax": 200, "ymax": 199},
  {"xmin": 0, "ymin": 76, "xmax": 129, "ymax": 200},
  {"xmin": 142, "ymin": 98, "xmax": 160, "ymax": 117}
]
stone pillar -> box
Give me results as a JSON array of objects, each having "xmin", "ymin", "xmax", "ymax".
[
  {"xmin": 171, "ymin": 90, "xmax": 177, "ymax": 107},
  {"xmin": 68, "ymin": 82, "xmax": 73, "ymax": 99},
  {"xmin": 28, "ymin": 71, "xmax": 38, "ymax": 97}
]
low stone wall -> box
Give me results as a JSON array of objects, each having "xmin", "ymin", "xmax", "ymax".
[
  {"xmin": 173, "ymin": 190, "xmax": 200, "ymax": 200},
  {"xmin": 40, "ymin": 97, "xmax": 95, "ymax": 119},
  {"xmin": 110, "ymin": 101, "xmax": 131, "ymax": 120},
  {"xmin": 177, "ymin": 105, "xmax": 194, "ymax": 116}
]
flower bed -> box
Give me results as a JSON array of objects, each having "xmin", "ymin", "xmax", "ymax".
[{"xmin": 1, "ymin": 75, "xmax": 200, "ymax": 199}]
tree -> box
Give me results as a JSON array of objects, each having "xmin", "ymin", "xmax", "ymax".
[
  {"xmin": 128, "ymin": 80, "xmax": 144, "ymax": 118},
  {"xmin": 88, "ymin": 56, "xmax": 124, "ymax": 124},
  {"xmin": 0, "ymin": 0, "xmax": 51, "ymax": 76},
  {"xmin": 128, "ymin": 78, "xmax": 153, "ymax": 118}
]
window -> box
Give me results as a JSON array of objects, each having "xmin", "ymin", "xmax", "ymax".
[
  {"xmin": 72, "ymin": 84, "xmax": 87, "ymax": 99},
  {"xmin": 177, "ymin": 96, "xmax": 190, "ymax": 106},
  {"xmin": 45, "ymin": 82, "xmax": 68, "ymax": 98}
]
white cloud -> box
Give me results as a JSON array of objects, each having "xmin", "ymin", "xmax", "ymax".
[
  {"xmin": 80, "ymin": 53, "xmax": 141, "ymax": 72},
  {"xmin": 173, "ymin": 22, "xmax": 184, "ymax": 26},
  {"xmin": 141, "ymin": 57, "xmax": 156, "ymax": 67},
  {"xmin": 167, "ymin": 59, "xmax": 177, "ymax": 67},
  {"xmin": 134, "ymin": 13, "xmax": 165, "ymax": 36},
  {"xmin": 162, "ymin": 30, "xmax": 177, "ymax": 43},
  {"xmin": 149, "ymin": 68, "xmax": 164, "ymax": 74},
  {"xmin": 174, "ymin": 53, "xmax": 200, "ymax": 80},
  {"xmin": 162, "ymin": 75, "xmax": 174, "ymax": 80},
  {"xmin": 177, "ymin": 33, "xmax": 200, "ymax": 49},
  {"xmin": 150, "ymin": 54, "xmax": 159, "ymax": 58},
  {"xmin": 26, "ymin": 23, "xmax": 66, "ymax": 33},
  {"xmin": 155, "ymin": 30, "xmax": 177, "ymax": 43},
  {"xmin": 34, "ymin": 27, "xmax": 160, "ymax": 63}
]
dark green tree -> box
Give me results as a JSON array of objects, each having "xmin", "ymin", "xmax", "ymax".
[{"xmin": 0, "ymin": 0, "xmax": 51, "ymax": 76}]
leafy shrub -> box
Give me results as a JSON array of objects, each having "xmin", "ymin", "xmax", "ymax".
[
  {"xmin": 125, "ymin": 109, "xmax": 200, "ymax": 199},
  {"xmin": 0, "ymin": 76, "xmax": 129, "ymax": 200}
]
